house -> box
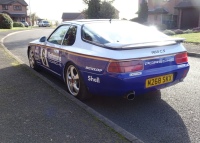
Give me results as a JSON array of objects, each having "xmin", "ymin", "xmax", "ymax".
[
  {"xmin": 0, "ymin": 0, "xmax": 29, "ymax": 22},
  {"xmin": 175, "ymin": 0, "xmax": 200, "ymax": 29},
  {"xmin": 141, "ymin": 0, "xmax": 200, "ymax": 29},
  {"xmin": 62, "ymin": 13, "xmax": 85, "ymax": 21}
]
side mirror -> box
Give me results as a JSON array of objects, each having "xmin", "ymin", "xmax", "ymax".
[{"xmin": 39, "ymin": 36, "xmax": 46, "ymax": 42}]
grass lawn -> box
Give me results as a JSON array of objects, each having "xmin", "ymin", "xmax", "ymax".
[
  {"xmin": 173, "ymin": 33, "xmax": 200, "ymax": 43},
  {"xmin": 0, "ymin": 27, "xmax": 32, "ymax": 32},
  {"xmin": 0, "ymin": 26, "xmax": 56, "ymax": 32}
]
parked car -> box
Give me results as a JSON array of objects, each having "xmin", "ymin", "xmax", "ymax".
[
  {"xmin": 38, "ymin": 20, "xmax": 50, "ymax": 27},
  {"xmin": 21, "ymin": 21, "xmax": 29, "ymax": 27},
  {"xmin": 27, "ymin": 20, "xmax": 190, "ymax": 100}
]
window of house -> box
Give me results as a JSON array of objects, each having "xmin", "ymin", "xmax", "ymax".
[
  {"xmin": 48, "ymin": 25, "xmax": 70, "ymax": 45},
  {"xmin": 2, "ymin": 5, "xmax": 8, "ymax": 10},
  {"xmin": 13, "ymin": 5, "xmax": 22, "ymax": 11}
]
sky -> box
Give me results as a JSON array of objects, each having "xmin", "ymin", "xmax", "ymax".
[{"xmin": 24, "ymin": 0, "xmax": 138, "ymax": 21}]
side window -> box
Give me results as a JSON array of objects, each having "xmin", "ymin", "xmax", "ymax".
[
  {"xmin": 62, "ymin": 25, "xmax": 77, "ymax": 46},
  {"xmin": 48, "ymin": 25, "xmax": 70, "ymax": 45},
  {"xmin": 82, "ymin": 26, "xmax": 108, "ymax": 44},
  {"xmin": 82, "ymin": 26, "xmax": 94, "ymax": 42}
]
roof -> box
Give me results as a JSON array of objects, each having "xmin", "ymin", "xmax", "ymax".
[
  {"xmin": 175, "ymin": 0, "xmax": 200, "ymax": 9},
  {"xmin": 61, "ymin": 19, "xmax": 125, "ymax": 26},
  {"xmin": 148, "ymin": 8, "xmax": 168, "ymax": 14},
  {"xmin": 62, "ymin": 13, "xmax": 85, "ymax": 20},
  {"xmin": 0, "ymin": 0, "xmax": 28, "ymax": 6}
]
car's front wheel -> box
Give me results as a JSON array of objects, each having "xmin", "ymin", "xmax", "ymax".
[{"xmin": 65, "ymin": 63, "xmax": 91, "ymax": 100}]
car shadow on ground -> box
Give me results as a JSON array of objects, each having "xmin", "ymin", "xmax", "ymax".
[
  {"xmin": 36, "ymin": 69, "xmax": 191, "ymax": 143},
  {"xmin": 84, "ymin": 91, "xmax": 191, "ymax": 143}
]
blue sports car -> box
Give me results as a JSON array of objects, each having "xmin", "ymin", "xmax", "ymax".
[{"xmin": 28, "ymin": 20, "xmax": 189, "ymax": 100}]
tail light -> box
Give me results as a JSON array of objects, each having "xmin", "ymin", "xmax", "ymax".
[
  {"xmin": 175, "ymin": 52, "xmax": 188, "ymax": 64},
  {"xmin": 107, "ymin": 60, "xmax": 144, "ymax": 73}
]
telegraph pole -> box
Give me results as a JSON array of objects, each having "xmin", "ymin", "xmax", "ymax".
[{"xmin": 29, "ymin": 0, "xmax": 32, "ymax": 27}]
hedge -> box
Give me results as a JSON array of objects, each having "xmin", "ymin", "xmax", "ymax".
[
  {"xmin": 13, "ymin": 22, "xmax": 25, "ymax": 27},
  {"xmin": 0, "ymin": 13, "xmax": 13, "ymax": 29}
]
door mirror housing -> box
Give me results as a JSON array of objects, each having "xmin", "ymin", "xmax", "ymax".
[{"xmin": 39, "ymin": 36, "xmax": 46, "ymax": 42}]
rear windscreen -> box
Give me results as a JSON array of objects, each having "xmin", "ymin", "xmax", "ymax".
[{"xmin": 82, "ymin": 21, "xmax": 169, "ymax": 45}]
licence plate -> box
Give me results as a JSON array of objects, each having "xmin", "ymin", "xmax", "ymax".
[{"xmin": 145, "ymin": 74, "xmax": 173, "ymax": 88}]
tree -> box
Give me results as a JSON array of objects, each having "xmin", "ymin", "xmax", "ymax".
[
  {"xmin": 99, "ymin": 1, "xmax": 117, "ymax": 19},
  {"xmin": 138, "ymin": 0, "xmax": 148, "ymax": 23},
  {"xmin": 82, "ymin": 0, "xmax": 117, "ymax": 19},
  {"xmin": 87, "ymin": 0, "xmax": 101, "ymax": 19},
  {"xmin": 30, "ymin": 13, "xmax": 40, "ymax": 26}
]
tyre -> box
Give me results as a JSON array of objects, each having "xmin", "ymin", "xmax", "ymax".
[
  {"xmin": 28, "ymin": 47, "xmax": 40, "ymax": 71},
  {"xmin": 65, "ymin": 63, "xmax": 92, "ymax": 100}
]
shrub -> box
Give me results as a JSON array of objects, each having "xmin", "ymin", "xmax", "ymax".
[
  {"xmin": 183, "ymin": 29, "xmax": 193, "ymax": 34},
  {"xmin": 13, "ymin": 22, "xmax": 25, "ymax": 27},
  {"xmin": 193, "ymin": 27, "xmax": 200, "ymax": 33},
  {"xmin": 174, "ymin": 29, "xmax": 183, "ymax": 34},
  {"xmin": 0, "ymin": 13, "xmax": 13, "ymax": 29},
  {"xmin": 163, "ymin": 30, "xmax": 175, "ymax": 36},
  {"xmin": 193, "ymin": 27, "xmax": 200, "ymax": 31}
]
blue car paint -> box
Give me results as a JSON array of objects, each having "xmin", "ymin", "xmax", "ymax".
[
  {"xmin": 32, "ymin": 44, "xmax": 190, "ymax": 97},
  {"xmin": 81, "ymin": 65, "xmax": 189, "ymax": 96}
]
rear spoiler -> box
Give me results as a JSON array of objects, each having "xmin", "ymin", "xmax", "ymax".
[{"xmin": 104, "ymin": 38, "xmax": 185, "ymax": 50}]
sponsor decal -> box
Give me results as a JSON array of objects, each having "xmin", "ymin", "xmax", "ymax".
[
  {"xmin": 48, "ymin": 52, "xmax": 61, "ymax": 61},
  {"xmin": 145, "ymin": 57, "xmax": 174, "ymax": 66},
  {"xmin": 41, "ymin": 48, "xmax": 49, "ymax": 67},
  {"xmin": 34, "ymin": 46, "xmax": 40, "ymax": 60},
  {"xmin": 88, "ymin": 76, "xmax": 100, "ymax": 83},
  {"xmin": 47, "ymin": 51, "xmax": 61, "ymax": 66},
  {"xmin": 177, "ymin": 64, "xmax": 188, "ymax": 68},
  {"xmin": 86, "ymin": 66, "xmax": 103, "ymax": 72},
  {"xmin": 129, "ymin": 72, "xmax": 142, "ymax": 77},
  {"xmin": 151, "ymin": 49, "xmax": 165, "ymax": 54}
]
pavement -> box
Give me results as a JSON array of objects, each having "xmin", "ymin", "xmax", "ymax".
[
  {"xmin": 0, "ymin": 31, "xmax": 138, "ymax": 143},
  {"xmin": 0, "ymin": 30, "xmax": 199, "ymax": 143}
]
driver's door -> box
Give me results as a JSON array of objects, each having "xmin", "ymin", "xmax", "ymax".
[{"xmin": 42, "ymin": 25, "xmax": 70, "ymax": 74}]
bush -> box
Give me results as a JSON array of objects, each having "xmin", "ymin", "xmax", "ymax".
[
  {"xmin": 183, "ymin": 29, "xmax": 193, "ymax": 34},
  {"xmin": 163, "ymin": 30, "xmax": 175, "ymax": 36},
  {"xmin": 13, "ymin": 22, "xmax": 25, "ymax": 27},
  {"xmin": 0, "ymin": 13, "xmax": 13, "ymax": 29},
  {"xmin": 193, "ymin": 27, "xmax": 200, "ymax": 33},
  {"xmin": 174, "ymin": 29, "xmax": 183, "ymax": 34}
]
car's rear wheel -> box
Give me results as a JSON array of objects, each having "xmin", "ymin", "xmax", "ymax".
[
  {"xmin": 28, "ymin": 47, "xmax": 39, "ymax": 71},
  {"xmin": 65, "ymin": 63, "xmax": 91, "ymax": 100}
]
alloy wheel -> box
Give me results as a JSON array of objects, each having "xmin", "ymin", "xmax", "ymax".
[{"xmin": 66, "ymin": 65, "xmax": 80, "ymax": 96}]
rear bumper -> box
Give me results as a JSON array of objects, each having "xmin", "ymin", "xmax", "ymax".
[{"xmin": 83, "ymin": 64, "xmax": 190, "ymax": 97}]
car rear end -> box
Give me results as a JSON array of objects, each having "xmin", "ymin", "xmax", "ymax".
[
  {"xmin": 105, "ymin": 47, "xmax": 189, "ymax": 97},
  {"xmin": 80, "ymin": 20, "xmax": 189, "ymax": 97}
]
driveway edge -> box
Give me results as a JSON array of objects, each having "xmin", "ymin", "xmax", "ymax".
[{"xmin": 1, "ymin": 31, "xmax": 143, "ymax": 143}]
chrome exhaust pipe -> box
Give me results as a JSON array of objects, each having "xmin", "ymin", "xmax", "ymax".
[{"xmin": 126, "ymin": 92, "xmax": 135, "ymax": 100}]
